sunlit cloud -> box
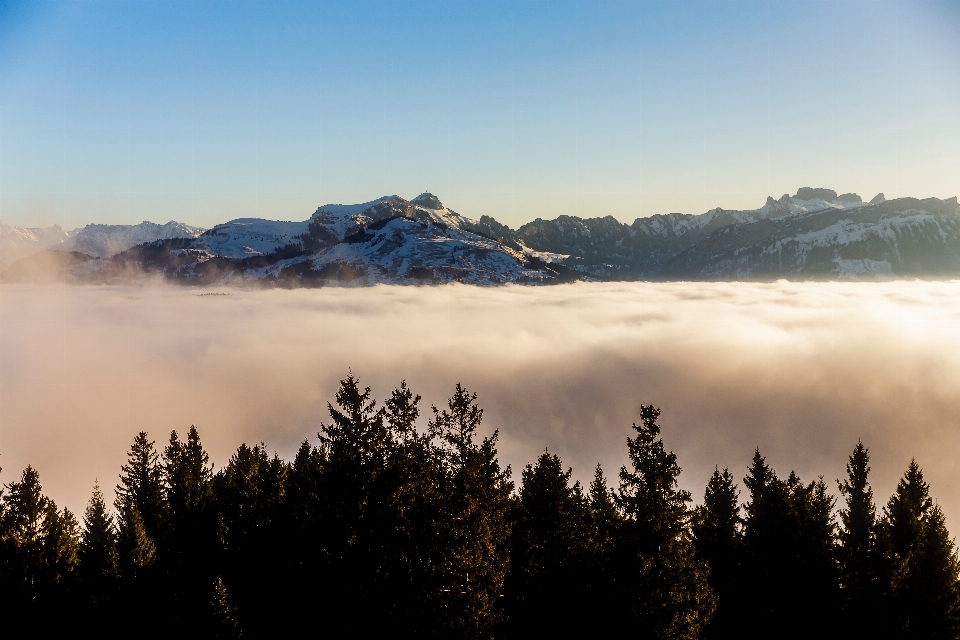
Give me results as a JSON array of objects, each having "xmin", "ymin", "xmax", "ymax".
[{"xmin": 2, "ymin": 281, "xmax": 960, "ymax": 527}]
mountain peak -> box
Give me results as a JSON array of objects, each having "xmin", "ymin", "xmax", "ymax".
[
  {"xmin": 794, "ymin": 187, "xmax": 838, "ymax": 201},
  {"xmin": 412, "ymin": 192, "xmax": 444, "ymax": 210}
]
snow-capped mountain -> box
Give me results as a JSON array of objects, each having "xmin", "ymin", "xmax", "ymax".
[
  {"xmin": 3, "ymin": 188, "xmax": 959, "ymax": 285},
  {"xmin": 0, "ymin": 222, "xmax": 71, "ymax": 269},
  {"xmin": 2, "ymin": 194, "xmax": 569, "ymax": 285},
  {"xmin": 515, "ymin": 188, "xmax": 960, "ymax": 279},
  {"xmin": 64, "ymin": 221, "xmax": 205, "ymax": 258}
]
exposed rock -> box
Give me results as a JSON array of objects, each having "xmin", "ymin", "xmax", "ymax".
[
  {"xmin": 411, "ymin": 192, "xmax": 444, "ymax": 210},
  {"xmin": 837, "ymin": 193, "xmax": 862, "ymax": 203},
  {"xmin": 795, "ymin": 187, "xmax": 838, "ymax": 201},
  {"xmin": 869, "ymin": 193, "xmax": 886, "ymax": 205}
]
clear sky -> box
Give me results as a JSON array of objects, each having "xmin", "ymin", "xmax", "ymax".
[{"xmin": 1, "ymin": 0, "xmax": 958, "ymax": 229}]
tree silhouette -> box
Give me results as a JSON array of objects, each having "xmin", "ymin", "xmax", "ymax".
[{"xmin": 615, "ymin": 405, "xmax": 715, "ymax": 639}]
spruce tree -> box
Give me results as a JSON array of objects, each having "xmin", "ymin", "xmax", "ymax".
[
  {"xmin": 429, "ymin": 383, "xmax": 513, "ymax": 638},
  {"xmin": 1, "ymin": 466, "xmax": 78, "ymax": 604},
  {"xmin": 741, "ymin": 450, "xmax": 799, "ymax": 635},
  {"xmin": 115, "ymin": 431, "xmax": 166, "ymax": 543},
  {"xmin": 837, "ymin": 442, "xmax": 882, "ymax": 632},
  {"xmin": 215, "ymin": 443, "xmax": 288, "ymax": 635},
  {"xmin": 883, "ymin": 461, "xmax": 960, "ymax": 638},
  {"xmin": 692, "ymin": 467, "xmax": 743, "ymax": 638},
  {"xmin": 505, "ymin": 451, "xmax": 591, "ymax": 635},
  {"xmin": 615, "ymin": 405, "xmax": 715, "ymax": 639},
  {"xmin": 79, "ymin": 481, "xmax": 119, "ymax": 603},
  {"xmin": 377, "ymin": 381, "xmax": 447, "ymax": 633},
  {"xmin": 316, "ymin": 373, "xmax": 391, "ymax": 626},
  {"xmin": 207, "ymin": 575, "xmax": 241, "ymax": 639},
  {"xmin": 583, "ymin": 464, "xmax": 621, "ymax": 631},
  {"xmin": 116, "ymin": 505, "xmax": 156, "ymax": 578},
  {"xmin": 897, "ymin": 505, "xmax": 960, "ymax": 639},
  {"xmin": 742, "ymin": 451, "xmax": 841, "ymax": 639},
  {"xmin": 162, "ymin": 425, "xmax": 216, "ymax": 622}
]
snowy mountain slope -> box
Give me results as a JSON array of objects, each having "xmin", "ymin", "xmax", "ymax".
[
  {"xmin": 14, "ymin": 193, "xmax": 577, "ymax": 286},
  {"xmin": 517, "ymin": 188, "xmax": 960, "ymax": 279},
  {"xmin": 0, "ymin": 222, "xmax": 71, "ymax": 269},
  {"xmin": 194, "ymin": 218, "xmax": 310, "ymax": 258},
  {"xmin": 4, "ymin": 187, "xmax": 959, "ymax": 285},
  {"xmin": 63, "ymin": 221, "xmax": 205, "ymax": 258}
]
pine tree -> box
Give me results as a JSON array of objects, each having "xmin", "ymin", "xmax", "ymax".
[
  {"xmin": 837, "ymin": 442, "xmax": 882, "ymax": 632},
  {"xmin": 79, "ymin": 481, "xmax": 119, "ymax": 602},
  {"xmin": 615, "ymin": 405, "xmax": 715, "ymax": 639},
  {"xmin": 692, "ymin": 467, "xmax": 742, "ymax": 638},
  {"xmin": 505, "ymin": 451, "xmax": 591, "ymax": 635}
]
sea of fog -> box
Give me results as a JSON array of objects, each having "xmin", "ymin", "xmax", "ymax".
[{"xmin": 2, "ymin": 281, "xmax": 960, "ymax": 527}]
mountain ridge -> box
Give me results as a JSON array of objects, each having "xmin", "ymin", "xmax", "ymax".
[{"xmin": 3, "ymin": 188, "xmax": 958, "ymax": 285}]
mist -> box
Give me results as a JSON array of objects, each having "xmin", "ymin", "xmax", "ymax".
[{"xmin": 2, "ymin": 281, "xmax": 959, "ymax": 527}]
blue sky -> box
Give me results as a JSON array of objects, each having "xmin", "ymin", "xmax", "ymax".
[{"xmin": 1, "ymin": 0, "xmax": 958, "ymax": 229}]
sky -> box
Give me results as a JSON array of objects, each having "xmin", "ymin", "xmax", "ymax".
[{"xmin": 1, "ymin": 0, "xmax": 959, "ymax": 229}]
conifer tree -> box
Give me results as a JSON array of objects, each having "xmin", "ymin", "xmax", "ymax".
[
  {"xmin": 885, "ymin": 460, "xmax": 932, "ymax": 570},
  {"xmin": 79, "ymin": 481, "xmax": 119, "ymax": 602},
  {"xmin": 583, "ymin": 464, "xmax": 621, "ymax": 630},
  {"xmin": 742, "ymin": 451, "xmax": 840, "ymax": 638},
  {"xmin": 896, "ymin": 505, "xmax": 960, "ymax": 639},
  {"xmin": 282, "ymin": 439, "xmax": 329, "ymax": 627},
  {"xmin": 316, "ymin": 373, "xmax": 391, "ymax": 624},
  {"xmin": 506, "ymin": 451, "xmax": 591, "ymax": 635},
  {"xmin": 115, "ymin": 432, "xmax": 166, "ymax": 544},
  {"xmin": 0, "ymin": 466, "xmax": 79, "ymax": 607},
  {"xmin": 692, "ymin": 467, "xmax": 742, "ymax": 638},
  {"xmin": 163, "ymin": 425, "xmax": 217, "ymax": 621},
  {"xmin": 376, "ymin": 381, "xmax": 447, "ymax": 633},
  {"xmin": 615, "ymin": 405, "xmax": 715, "ymax": 639},
  {"xmin": 429, "ymin": 383, "xmax": 513, "ymax": 638},
  {"xmin": 883, "ymin": 461, "xmax": 960, "ymax": 638},
  {"xmin": 215, "ymin": 443, "xmax": 288, "ymax": 635},
  {"xmin": 207, "ymin": 575, "xmax": 241, "ymax": 639},
  {"xmin": 837, "ymin": 442, "xmax": 881, "ymax": 631},
  {"xmin": 116, "ymin": 505, "xmax": 155, "ymax": 578}
]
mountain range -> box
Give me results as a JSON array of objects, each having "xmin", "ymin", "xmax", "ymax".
[{"xmin": 3, "ymin": 188, "xmax": 959, "ymax": 285}]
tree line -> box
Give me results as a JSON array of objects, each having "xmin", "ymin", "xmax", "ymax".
[{"xmin": 2, "ymin": 373, "xmax": 959, "ymax": 638}]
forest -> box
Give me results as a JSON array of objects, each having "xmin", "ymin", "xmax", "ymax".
[{"xmin": 1, "ymin": 374, "xmax": 959, "ymax": 639}]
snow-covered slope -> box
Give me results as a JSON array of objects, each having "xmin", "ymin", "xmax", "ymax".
[
  {"xmin": 6, "ymin": 188, "xmax": 959, "ymax": 285},
  {"xmin": 517, "ymin": 188, "xmax": 960, "ymax": 279},
  {"xmin": 194, "ymin": 218, "xmax": 309, "ymax": 258},
  {"xmin": 63, "ymin": 221, "xmax": 205, "ymax": 258},
  {"xmin": 0, "ymin": 222, "xmax": 71, "ymax": 269}
]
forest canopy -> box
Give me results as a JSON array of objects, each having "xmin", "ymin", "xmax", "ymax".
[{"xmin": 2, "ymin": 373, "xmax": 959, "ymax": 638}]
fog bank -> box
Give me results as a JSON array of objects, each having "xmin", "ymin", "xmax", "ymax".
[{"xmin": 2, "ymin": 281, "xmax": 959, "ymax": 526}]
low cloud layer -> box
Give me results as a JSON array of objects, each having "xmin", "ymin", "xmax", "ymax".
[{"xmin": 2, "ymin": 281, "xmax": 960, "ymax": 527}]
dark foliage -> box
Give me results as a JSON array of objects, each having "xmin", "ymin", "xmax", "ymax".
[{"xmin": 2, "ymin": 380, "xmax": 960, "ymax": 639}]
